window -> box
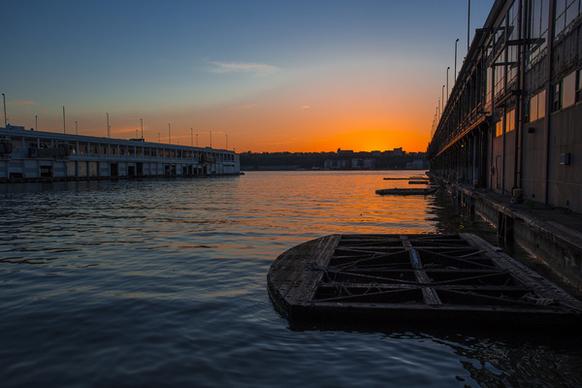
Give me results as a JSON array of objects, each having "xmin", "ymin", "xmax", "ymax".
[
  {"xmin": 563, "ymin": 71, "xmax": 577, "ymax": 108},
  {"xmin": 494, "ymin": 51, "xmax": 506, "ymax": 97},
  {"xmin": 485, "ymin": 66, "xmax": 493, "ymax": 113},
  {"xmin": 552, "ymin": 81, "xmax": 563, "ymax": 112},
  {"xmin": 507, "ymin": 1, "xmax": 519, "ymax": 85},
  {"xmin": 539, "ymin": 89, "xmax": 547, "ymax": 118},
  {"xmin": 495, "ymin": 119, "xmax": 503, "ymax": 137},
  {"xmin": 528, "ymin": 89, "xmax": 546, "ymax": 122},
  {"xmin": 555, "ymin": 0, "xmax": 581, "ymax": 38},
  {"xmin": 506, "ymin": 109, "xmax": 516, "ymax": 133},
  {"xmin": 529, "ymin": 0, "xmax": 550, "ymax": 65}
]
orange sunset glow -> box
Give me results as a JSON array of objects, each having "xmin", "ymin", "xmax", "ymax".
[{"xmin": 3, "ymin": 1, "xmax": 492, "ymax": 153}]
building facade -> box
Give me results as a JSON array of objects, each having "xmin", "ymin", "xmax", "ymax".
[
  {"xmin": 0, "ymin": 125, "xmax": 239, "ymax": 181},
  {"xmin": 429, "ymin": 0, "xmax": 582, "ymax": 213}
]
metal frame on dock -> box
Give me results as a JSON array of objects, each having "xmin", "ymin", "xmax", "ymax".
[{"xmin": 268, "ymin": 233, "xmax": 582, "ymax": 329}]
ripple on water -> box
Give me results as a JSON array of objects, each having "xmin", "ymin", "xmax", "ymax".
[{"xmin": 1, "ymin": 171, "xmax": 581, "ymax": 387}]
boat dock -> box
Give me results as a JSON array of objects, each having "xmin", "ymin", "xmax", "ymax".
[
  {"xmin": 268, "ymin": 233, "xmax": 582, "ymax": 329},
  {"xmin": 0, "ymin": 125, "xmax": 239, "ymax": 182}
]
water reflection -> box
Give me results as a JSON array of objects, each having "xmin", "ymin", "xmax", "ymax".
[{"xmin": 0, "ymin": 171, "xmax": 581, "ymax": 387}]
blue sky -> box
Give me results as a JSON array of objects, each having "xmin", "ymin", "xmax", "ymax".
[{"xmin": 2, "ymin": 0, "xmax": 493, "ymax": 151}]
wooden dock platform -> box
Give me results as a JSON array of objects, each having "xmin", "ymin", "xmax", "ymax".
[
  {"xmin": 376, "ymin": 188, "xmax": 436, "ymax": 195},
  {"xmin": 267, "ymin": 234, "xmax": 582, "ymax": 329},
  {"xmin": 383, "ymin": 175, "xmax": 428, "ymax": 181}
]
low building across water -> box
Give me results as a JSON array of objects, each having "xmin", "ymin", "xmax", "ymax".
[{"xmin": 0, "ymin": 125, "xmax": 240, "ymax": 181}]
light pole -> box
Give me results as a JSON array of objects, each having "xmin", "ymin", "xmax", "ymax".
[
  {"xmin": 210, "ymin": 130, "xmax": 213, "ymax": 148},
  {"xmin": 75, "ymin": 120, "xmax": 78, "ymax": 135},
  {"xmin": 441, "ymin": 85, "xmax": 445, "ymax": 113},
  {"xmin": 168, "ymin": 123, "xmax": 171, "ymax": 143},
  {"xmin": 467, "ymin": 0, "xmax": 471, "ymax": 51},
  {"xmin": 225, "ymin": 133, "xmax": 228, "ymax": 150},
  {"xmin": 1, "ymin": 93, "xmax": 7, "ymax": 127},
  {"xmin": 190, "ymin": 128, "xmax": 194, "ymax": 147},
  {"xmin": 196, "ymin": 129, "xmax": 199, "ymax": 146},
  {"xmin": 447, "ymin": 66, "xmax": 451, "ymax": 101},
  {"xmin": 140, "ymin": 118, "xmax": 144, "ymax": 139},
  {"xmin": 454, "ymin": 38, "xmax": 459, "ymax": 81},
  {"xmin": 106, "ymin": 112, "xmax": 111, "ymax": 137},
  {"xmin": 62, "ymin": 106, "xmax": 66, "ymax": 134},
  {"xmin": 35, "ymin": 114, "xmax": 38, "ymax": 131}
]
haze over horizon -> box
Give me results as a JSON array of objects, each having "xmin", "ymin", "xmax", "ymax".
[{"xmin": 2, "ymin": 0, "xmax": 492, "ymax": 152}]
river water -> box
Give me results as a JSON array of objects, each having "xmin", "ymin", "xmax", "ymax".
[{"xmin": 1, "ymin": 171, "xmax": 581, "ymax": 387}]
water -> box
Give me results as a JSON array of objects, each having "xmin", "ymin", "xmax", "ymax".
[{"xmin": 1, "ymin": 171, "xmax": 581, "ymax": 387}]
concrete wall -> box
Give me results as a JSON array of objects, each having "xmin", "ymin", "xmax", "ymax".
[
  {"xmin": 548, "ymin": 103, "xmax": 582, "ymax": 211},
  {"xmin": 447, "ymin": 180, "xmax": 582, "ymax": 291},
  {"xmin": 67, "ymin": 161, "xmax": 76, "ymax": 177},
  {"xmin": 99, "ymin": 162, "xmax": 109, "ymax": 177},
  {"xmin": 53, "ymin": 161, "xmax": 66, "ymax": 177},
  {"xmin": 503, "ymin": 130, "xmax": 516, "ymax": 194},
  {"xmin": 522, "ymin": 117, "xmax": 548, "ymax": 203},
  {"xmin": 491, "ymin": 135, "xmax": 504, "ymax": 193}
]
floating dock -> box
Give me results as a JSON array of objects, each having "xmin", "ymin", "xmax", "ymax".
[
  {"xmin": 383, "ymin": 175, "xmax": 428, "ymax": 181},
  {"xmin": 375, "ymin": 188, "xmax": 436, "ymax": 196},
  {"xmin": 268, "ymin": 234, "xmax": 582, "ymax": 329}
]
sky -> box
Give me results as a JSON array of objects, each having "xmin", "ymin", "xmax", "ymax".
[{"xmin": 1, "ymin": 0, "xmax": 493, "ymax": 152}]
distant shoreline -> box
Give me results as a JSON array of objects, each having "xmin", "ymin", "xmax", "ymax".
[{"xmin": 240, "ymin": 167, "xmax": 428, "ymax": 172}]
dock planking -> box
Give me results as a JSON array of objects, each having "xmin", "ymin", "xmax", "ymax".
[{"xmin": 267, "ymin": 234, "xmax": 582, "ymax": 330}]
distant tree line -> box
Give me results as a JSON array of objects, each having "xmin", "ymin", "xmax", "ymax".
[{"xmin": 240, "ymin": 148, "xmax": 428, "ymax": 170}]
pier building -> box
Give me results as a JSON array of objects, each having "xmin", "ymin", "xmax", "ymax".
[
  {"xmin": 429, "ymin": 0, "xmax": 582, "ymax": 288},
  {"xmin": 430, "ymin": 0, "xmax": 582, "ymax": 212},
  {"xmin": 0, "ymin": 125, "xmax": 239, "ymax": 181}
]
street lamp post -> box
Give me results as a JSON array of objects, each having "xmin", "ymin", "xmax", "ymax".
[
  {"xmin": 190, "ymin": 128, "xmax": 194, "ymax": 147},
  {"xmin": 140, "ymin": 118, "xmax": 144, "ymax": 139},
  {"xmin": 1, "ymin": 93, "xmax": 7, "ymax": 127},
  {"xmin": 106, "ymin": 113, "xmax": 111, "ymax": 137},
  {"xmin": 447, "ymin": 66, "xmax": 451, "ymax": 102},
  {"xmin": 168, "ymin": 123, "xmax": 171, "ymax": 143},
  {"xmin": 62, "ymin": 106, "xmax": 66, "ymax": 134},
  {"xmin": 441, "ymin": 85, "xmax": 445, "ymax": 113},
  {"xmin": 467, "ymin": 0, "xmax": 471, "ymax": 51},
  {"xmin": 454, "ymin": 38, "xmax": 459, "ymax": 81},
  {"xmin": 75, "ymin": 120, "xmax": 78, "ymax": 135},
  {"xmin": 35, "ymin": 114, "xmax": 38, "ymax": 131}
]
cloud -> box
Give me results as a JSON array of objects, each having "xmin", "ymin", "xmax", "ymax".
[
  {"xmin": 13, "ymin": 99, "xmax": 36, "ymax": 106},
  {"xmin": 208, "ymin": 61, "xmax": 279, "ymax": 75},
  {"xmin": 301, "ymin": 105, "xmax": 311, "ymax": 110},
  {"xmin": 235, "ymin": 103, "xmax": 258, "ymax": 110}
]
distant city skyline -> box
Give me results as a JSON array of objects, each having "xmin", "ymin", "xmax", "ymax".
[{"xmin": 2, "ymin": 0, "xmax": 493, "ymax": 152}]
